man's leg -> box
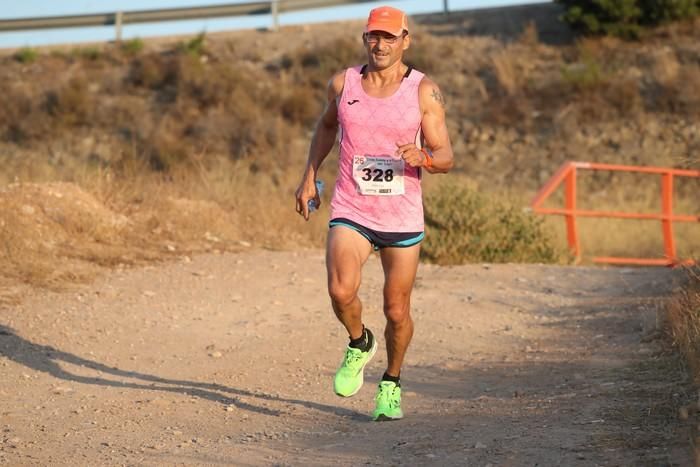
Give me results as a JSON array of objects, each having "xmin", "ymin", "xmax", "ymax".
[
  {"xmin": 372, "ymin": 243, "xmax": 420, "ymax": 421},
  {"xmin": 326, "ymin": 226, "xmax": 375, "ymax": 397},
  {"xmin": 326, "ymin": 226, "xmax": 373, "ymax": 338},
  {"xmin": 380, "ymin": 244, "xmax": 420, "ymax": 377}
]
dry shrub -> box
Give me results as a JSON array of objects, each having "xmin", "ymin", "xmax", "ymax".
[
  {"xmin": 651, "ymin": 48, "xmax": 680, "ymax": 86},
  {"xmin": 675, "ymin": 65, "xmax": 700, "ymax": 114},
  {"xmin": 296, "ymin": 37, "xmax": 364, "ymax": 76},
  {"xmin": 519, "ymin": 21, "xmax": 540, "ymax": 47},
  {"xmin": 650, "ymin": 51, "xmax": 700, "ymax": 116},
  {"xmin": 492, "ymin": 50, "xmax": 520, "ymax": 96},
  {"xmin": 605, "ymin": 75, "xmax": 643, "ymax": 115},
  {"xmin": 184, "ymin": 110, "xmax": 238, "ymax": 156},
  {"xmin": 148, "ymin": 113, "xmax": 191, "ymax": 170},
  {"xmin": 0, "ymin": 85, "xmax": 50, "ymax": 144},
  {"xmin": 45, "ymin": 77, "xmax": 95, "ymax": 126},
  {"xmin": 176, "ymin": 54, "xmax": 240, "ymax": 108},
  {"xmin": 122, "ymin": 50, "xmax": 295, "ymax": 166},
  {"xmin": 476, "ymin": 48, "xmax": 536, "ymax": 126},
  {"xmin": 128, "ymin": 53, "xmax": 174, "ymax": 89},
  {"xmin": 540, "ymin": 62, "xmax": 641, "ymax": 123},
  {"xmin": 561, "ymin": 58, "xmax": 606, "ymax": 91},
  {"xmin": 280, "ymin": 87, "xmax": 321, "ymax": 126},
  {"xmin": 97, "ymin": 95, "xmax": 151, "ymax": 141},
  {"xmin": 482, "ymin": 94, "xmax": 534, "ymax": 128},
  {"xmin": 226, "ymin": 87, "xmax": 280, "ymax": 159},
  {"xmin": 73, "ymin": 46, "xmax": 102, "ymax": 62},
  {"xmin": 403, "ymin": 33, "xmax": 442, "ymax": 74},
  {"xmin": 666, "ymin": 268, "xmax": 700, "ymax": 385}
]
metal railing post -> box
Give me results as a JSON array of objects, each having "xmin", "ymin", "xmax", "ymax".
[
  {"xmin": 661, "ymin": 172, "xmax": 677, "ymax": 260},
  {"xmin": 115, "ymin": 11, "xmax": 123, "ymax": 43},
  {"xmin": 565, "ymin": 167, "xmax": 581, "ymax": 262},
  {"xmin": 443, "ymin": 0, "xmax": 450, "ymax": 15},
  {"xmin": 271, "ymin": 0, "xmax": 279, "ymax": 31}
]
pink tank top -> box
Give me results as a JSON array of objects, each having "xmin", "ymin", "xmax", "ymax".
[{"xmin": 330, "ymin": 65, "xmax": 425, "ymax": 233}]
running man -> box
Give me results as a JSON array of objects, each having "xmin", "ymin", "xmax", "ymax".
[{"xmin": 295, "ymin": 6, "xmax": 454, "ymax": 421}]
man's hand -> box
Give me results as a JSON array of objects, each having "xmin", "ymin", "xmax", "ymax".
[
  {"xmin": 395, "ymin": 143, "xmax": 428, "ymax": 168},
  {"xmin": 295, "ymin": 177, "xmax": 320, "ymax": 221}
]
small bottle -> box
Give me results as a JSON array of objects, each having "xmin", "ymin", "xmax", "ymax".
[{"xmin": 308, "ymin": 180, "xmax": 324, "ymax": 212}]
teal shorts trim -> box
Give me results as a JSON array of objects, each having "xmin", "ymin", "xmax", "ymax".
[{"xmin": 329, "ymin": 217, "xmax": 424, "ymax": 251}]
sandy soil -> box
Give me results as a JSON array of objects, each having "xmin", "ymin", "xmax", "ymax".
[{"xmin": 0, "ymin": 249, "xmax": 693, "ymax": 466}]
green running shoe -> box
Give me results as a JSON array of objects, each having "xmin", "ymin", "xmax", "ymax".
[
  {"xmin": 333, "ymin": 334, "xmax": 377, "ymax": 397},
  {"xmin": 372, "ymin": 381, "xmax": 403, "ymax": 421}
]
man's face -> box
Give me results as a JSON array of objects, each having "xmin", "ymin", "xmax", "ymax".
[{"xmin": 363, "ymin": 30, "xmax": 410, "ymax": 70}]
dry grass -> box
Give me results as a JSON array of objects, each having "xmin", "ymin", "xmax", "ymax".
[
  {"xmin": 0, "ymin": 154, "xmax": 332, "ymax": 305},
  {"xmin": 491, "ymin": 50, "xmax": 521, "ymax": 96},
  {"xmin": 667, "ymin": 268, "xmax": 700, "ymax": 385},
  {"xmin": 663, "ymin": 151, "xmax": 700, "ymax": 462}
]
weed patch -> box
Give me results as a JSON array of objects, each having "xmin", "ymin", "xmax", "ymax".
[
  {"xmin": 666, "ymin": 268, "xmax": 700, "ymax": 384},
  {"xmin": 121, "ymin": 38, "xmax": 145, "ymax": 55},
  {"xmin": 13, "ymin": 48, "xmax": 38, "ymax": 64}
]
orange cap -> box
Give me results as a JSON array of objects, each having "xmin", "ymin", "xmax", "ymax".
[{"xmin": 365, "ymin": 6, "xmax": 408, "ymax": 36}]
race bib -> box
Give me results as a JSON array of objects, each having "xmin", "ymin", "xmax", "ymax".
[{"xmin": 352, "ymin": 155, "xmax": 405, "ymax": 196}]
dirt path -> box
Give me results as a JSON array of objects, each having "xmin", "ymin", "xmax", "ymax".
[{"xmin": 0, "ymin": 250, "xmax": 692, "ymax": 466}]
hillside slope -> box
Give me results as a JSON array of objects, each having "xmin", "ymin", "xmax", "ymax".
[{"xmin": 1, "ymin": 15, "xmax": 698, "ymax": 262}]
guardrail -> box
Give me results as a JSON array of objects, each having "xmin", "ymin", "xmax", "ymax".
[
  {"xmin": 0, "ymin": 0, "xmax": 449, "ymax": 41},
  {"xmin": 531, "ymin": 161, "xmax": 700, "ymax": 267}
]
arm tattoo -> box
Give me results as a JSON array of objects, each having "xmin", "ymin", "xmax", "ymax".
[{"xmin": 431, "ymin": 88, "xmax": 445, "ymax": 107}]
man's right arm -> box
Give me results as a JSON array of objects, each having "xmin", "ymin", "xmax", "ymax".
[{"xmin": 295, "ymin": 71, "xmax": 345, "ymax": 220}]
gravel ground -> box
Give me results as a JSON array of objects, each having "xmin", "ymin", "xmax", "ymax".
[{"xmin": 0, "ymin": 249, "xmax": 693, "ymax": 466}]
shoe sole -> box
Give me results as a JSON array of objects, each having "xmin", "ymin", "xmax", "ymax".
[
  {"xmin": 373, "ymin": 412, "xmax": 404, "ymax": 422},
  {"xmin": 334, "ymin": 338, "xmax": 377, "ymax": 398}
]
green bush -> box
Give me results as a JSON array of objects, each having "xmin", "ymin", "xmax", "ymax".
[
  {"xmin": 73, "ymin": 47, "xmax": 101, "ymax": 61},
  {"xmin": 557, "ymin": 0, "xmax": 700, "ymax": 38},
  {"xmin": 180, "ymin": 32, "xmax": 207, "ymax": 57},
  {"xmin": 561, "ymin": 57, "xmax": 606, "ymax": 90},
  {"xmin": 639, "ymin": 0, "xmax": 699, "ymax": 23},
  {"xmin": 122, "ymin": 38, "xmax": 145, "ymax": 55},
  {"xmin": 13, "ymin": 47, "xmax": 38, "ymax": 64},
  {"xmin": 422, "ymin": 180, "xmax": 562, "ymax": 265},
  {"xmin": 557, "ymin": 0, "xmax": 643, "ymax": 38}
]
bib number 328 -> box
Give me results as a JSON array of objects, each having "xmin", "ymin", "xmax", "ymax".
[{"xmin": 352, "ymin": 155, "xmax": 405, "ymax": 196}]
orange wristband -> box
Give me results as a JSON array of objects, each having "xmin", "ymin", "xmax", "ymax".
[{"xmin": 420, "ymin": 148, "xmax": 433, "ymax": 168}]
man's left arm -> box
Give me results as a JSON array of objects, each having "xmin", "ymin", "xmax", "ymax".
[
  {"xmin": 418, "ymin": 78, "xmax": 454, "ymax": 174},
  {"xmin": 396, "ymin": 78, "xmax": 454, "ymax": 173}
]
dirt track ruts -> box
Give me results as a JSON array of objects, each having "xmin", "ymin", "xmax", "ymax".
[{"xmin": 0, "ymin": 249, "xmax": 692, "ymax": 466}]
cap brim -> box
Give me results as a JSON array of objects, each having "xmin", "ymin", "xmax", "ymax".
[{"xmin": 365, "ymin": 23, "xmax": 405, "ymax": 36}]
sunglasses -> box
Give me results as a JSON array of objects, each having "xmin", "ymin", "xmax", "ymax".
[{"xmin": 364, "ymin": 31, "xmax": 407, "ymax": 45}]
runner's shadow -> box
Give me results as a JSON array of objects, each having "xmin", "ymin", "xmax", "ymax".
[{"xmin": 0, "ymin": 324, "xmax": 360, "ymax": 419}]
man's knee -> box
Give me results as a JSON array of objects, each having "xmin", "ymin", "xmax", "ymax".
[
  {"xmin": 384, "ymin": 302, "xmax": 411, "ymax": 326},
  {"xmin": 328, "ymin": 280, "xmax": 359, "ymax": 307}
]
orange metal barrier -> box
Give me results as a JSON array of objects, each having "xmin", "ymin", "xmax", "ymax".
[{"xmin": 531, "ymin": 161, "xmax": 700, "ymax": 266}]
